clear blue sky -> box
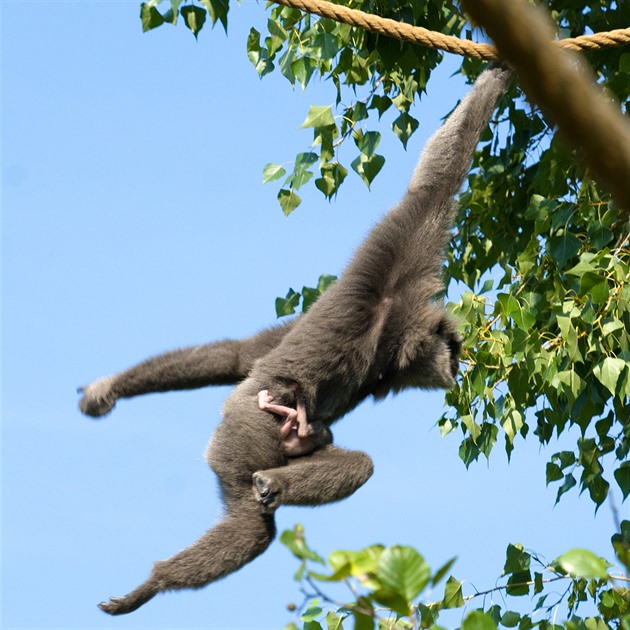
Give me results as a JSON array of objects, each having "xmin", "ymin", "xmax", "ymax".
[{"xmin": 2, "ymin": 2, "xmax": 619, "ymax": 629}]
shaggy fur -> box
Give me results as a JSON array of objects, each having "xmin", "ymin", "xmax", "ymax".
[{"xmin": 79, "ymin": 65, "xmax": 512, "ymax": 615}]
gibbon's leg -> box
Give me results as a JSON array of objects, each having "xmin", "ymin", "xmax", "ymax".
[
  {"xmin": 98, "ymin": 497, "xmax": 276, "ymax": 615},
  {"xmin": 253, "ymin": 445, "xmax": 374, "ymax": 513},
  {"xmin": 99, "ymin": 392, "xmax": 285, "ymax": 615},
  {"xmin": 100, "ymin": 400, "xmax": 287, "ymax": 615}
]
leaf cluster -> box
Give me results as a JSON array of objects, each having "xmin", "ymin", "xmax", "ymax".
[
  {"xmin": 249, "ymin": 0, "xmax": 466, "ymax": 213},
  {"xmin": 140, "ymin": 0, "xmax": 470, "ymax": 213},
  {"xmin": 279, "ymin": 523, "xmax": 630, "ymax": 630},
  {"xmin": 275, "ymin": 274, "xmax": 338, "ymax": 316},
  {"xmin": 140, "ymin": 0, "xmax": 228, "ymax": 38},
  {"xmin": 439, "ymin": 1, "xmax": 630, "ymax": 508}
]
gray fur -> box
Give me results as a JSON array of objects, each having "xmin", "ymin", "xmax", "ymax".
[{"xmin": 79, "ymin": 65, "xmax": 512, "ymax": 615}]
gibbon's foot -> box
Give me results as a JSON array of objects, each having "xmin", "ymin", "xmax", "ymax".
[
  {"xmin": 78, "ymin": 376, "xmax": 117, "ymax": 417},
  {"xmin": 98, "ymin": 596, "xmax": 139, "ymax": 616},
  {"xmin": 253, "ymin": 471, "xmax": 281, "ymax": 514}
]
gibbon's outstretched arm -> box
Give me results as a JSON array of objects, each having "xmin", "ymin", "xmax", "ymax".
[
  {"xmin": 86, "ymin": 65, "xmax": 513, "ymax": 616},
  {"xmin": 78, "ymin": 319, "xmax": 295, "ymax": 417}
]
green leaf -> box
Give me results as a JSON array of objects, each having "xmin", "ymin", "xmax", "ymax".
[
  {"xmin": 352, "ymin": 598, "xmax": 374, "ymax": 630},
  {"xmin": 302, "ymin": 604, "xmax": 323, "ymax": 621},
  {"xmin": 351, "ymin": 153, "xmax": 385, "ymax": 189},
  {"xmin": 265, "ymin": 18, "xmax": 288, "ymax": 56},
  {"xmin": 301, "ymin": 105, "xmax": 335, "ymax": 129},
  {"xmin": 376, "ymin": 546, "xmax": 430, "ymax": 603},
  {"xmin": 161, "ymin": 0, "xmax": 182, "ymax": 25},
  {"xmin": 431, "ymin": 556, "xmax": 457, "ymax": 586},
  {"xmin": 566, "ymin": 254, "xmax": 596, "ymax": 277},
  {"xmin": 369, "ymin": 94, "xmax": 392, "ymax": 118},
  {"xmin": 459, "ymin": 436, "xmax": 481, "ymax": 468},
  {"xmin": 277, "ymin": 188, "xmax": 301, "ymax": 216},
  {"xmin": 200, "ymin": 0, "xmax": 228, "ymax": 31},
  {"xmin": 555, "ymin": 472, "xmax": 577, "ymax": 504},
  {"xmin": 546, "ymin": 462, "xmax": 563, "ymax": 484},
  {"xmin": 556, "ymin": 315, "xmax": 580, "ymax": 362},
  {"xmin": 593, "ymin": 357, "xmax": 627, "ymax": 396},
  {"xmin": 180, "ymin": 5, "xmax": 206, "ymax": 38},
  {"xmin": 292, "ymin": 56, "xmax": 317, "ymax": 90},
  {"xmin": 391, "ymin": 112, "xmax": 419, "ymax": 149},
  {"xmin": 462, "ymin": 414, "xmax": 481, "ymax": 443},
  {"xmin": 317, "ymin": 274, "xmax": 336, "ymax": 292},
  {"xmin": 614, "ymin": 462, "xmax": 630, "ymax": 501},
  {"xmin": 140, "ymin": 3, "xmax": 165, "ymax": 31},
  {"xmin": 325, "ymin": 611, "xmax": 344, "ymax": 630},
  {"xmin": 371, "ymin": 589, "xmax": 409, "ymax": 616},
  {"xmin": 478, "ymin": 423, "xmax": 499, "ymax": 459},
  {"xmin": 262, "ymin": 163, "xmax": 287, "ymax": 184},
  {"xmin": 353, "ymin": 130, "xmax": 381, "ymax": 157},
  {"xmin": 556, "ymin": 369, "xmax": 584, "ymax": 404},
  {"xmin": 501, "ymin": 611, "xmax": 521, "ymax": 627},
  {"xmin": 506, "ymin": 570, "xmax": 532, "ymax": 596},
  {"xmin": 328, "ymin": 545, "xmax": 384, "ymax": 580},
  {"xmin": 279, "ymin": 526, "xmax": 325, "ymax": 564},
  {"xmin": 442, "ymin": 576, "xmax": 464, "ymax": 609},
  {"xmin": 504, "ymin": 544, "xmax": 531, "ymax": 574},
  {"xmin": 548, "ymin": 231, "xmax": 580, "ymax": 267},
  {"xmin": 585, "ymin": 474, "xmax": 609, "ymax": 510},
  {"xmin": 247, "ymin": 28, "xmax": 274, "ymax": 77},
  {"xmin": 312, "ymin": 32, "xmax": 341, "ymax": 59},
  {"xmin": 275, "ymin": 289, "xmax": 301, "ymax": 317},
  {"xmin": 295, "ymin": 152, "xmax": 319, "ymax": 169},
  {"xmin": 556, "ymin": 548, "xmax": 609, "ymax": 579},
  {"xmin": 314, "ymin": 125, "xmax": 338, "ymax": 163},
  {"xmin": 502, "ymin": 409, "xmax": 523, "ymax": 444},
  {"xmin": 462, "ymin": 610, "xmax": 497, "ymax": 630},
  {"xmin": 315, "ymin": 162, "xmax": 348, "ymax": 199}
]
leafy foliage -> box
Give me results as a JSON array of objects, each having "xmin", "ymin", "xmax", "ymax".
[
  {"xmin": 137, "ymin": 0, "xmax": 630, "ymax": 626},
  {"xmin": 279, "ymin": 523, "xmax": 630, "ymax": 630},
  {"xmin": 275, "ymin": 274, "xmax": 338, "ymax": 316}
]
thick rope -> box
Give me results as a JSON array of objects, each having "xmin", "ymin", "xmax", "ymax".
[{"xmin": 272, "ymin": 0, "xmax": 630, "ymax": 60}]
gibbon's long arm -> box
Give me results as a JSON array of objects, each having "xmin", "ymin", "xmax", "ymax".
[
  {"xmin": 78, "ymin": 319, "xmax": 295, "ymax": 417},
  {"xmin": 339, "ymin": 65, "xmax": 514, "ymax": 307}
]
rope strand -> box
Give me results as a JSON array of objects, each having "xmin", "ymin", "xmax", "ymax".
[{"xmin": 272, "ymin": 0, "xmax": 630, "ymax": 60}]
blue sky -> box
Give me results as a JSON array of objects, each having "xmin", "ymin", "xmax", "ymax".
[{"xmin": 2, "ymin": 2, "xmax": 621, "ymax": 629}]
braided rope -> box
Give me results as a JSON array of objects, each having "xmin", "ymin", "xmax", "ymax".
[{"xmin": 272, "ymin": 0, "xmax": 630, "ymax": 60}]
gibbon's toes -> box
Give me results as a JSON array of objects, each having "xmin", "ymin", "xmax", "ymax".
[
  {"xmin": 98, "ymin": 597, "xmax": 127, "ymax": 615},
  {"xmin": 78, "ymin": 376, "xmax": 116, "ymax": 417},
  {"xmin": 252, "ymin": 472, "xmax": 281, "ymax": 513},
  {"xmin": 98, "ymin": 594, "xmax": 146, "ymax": 616},
  {"xmin": 79, "ymin": 394, "xmax": 114, "ymax": 417}
]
